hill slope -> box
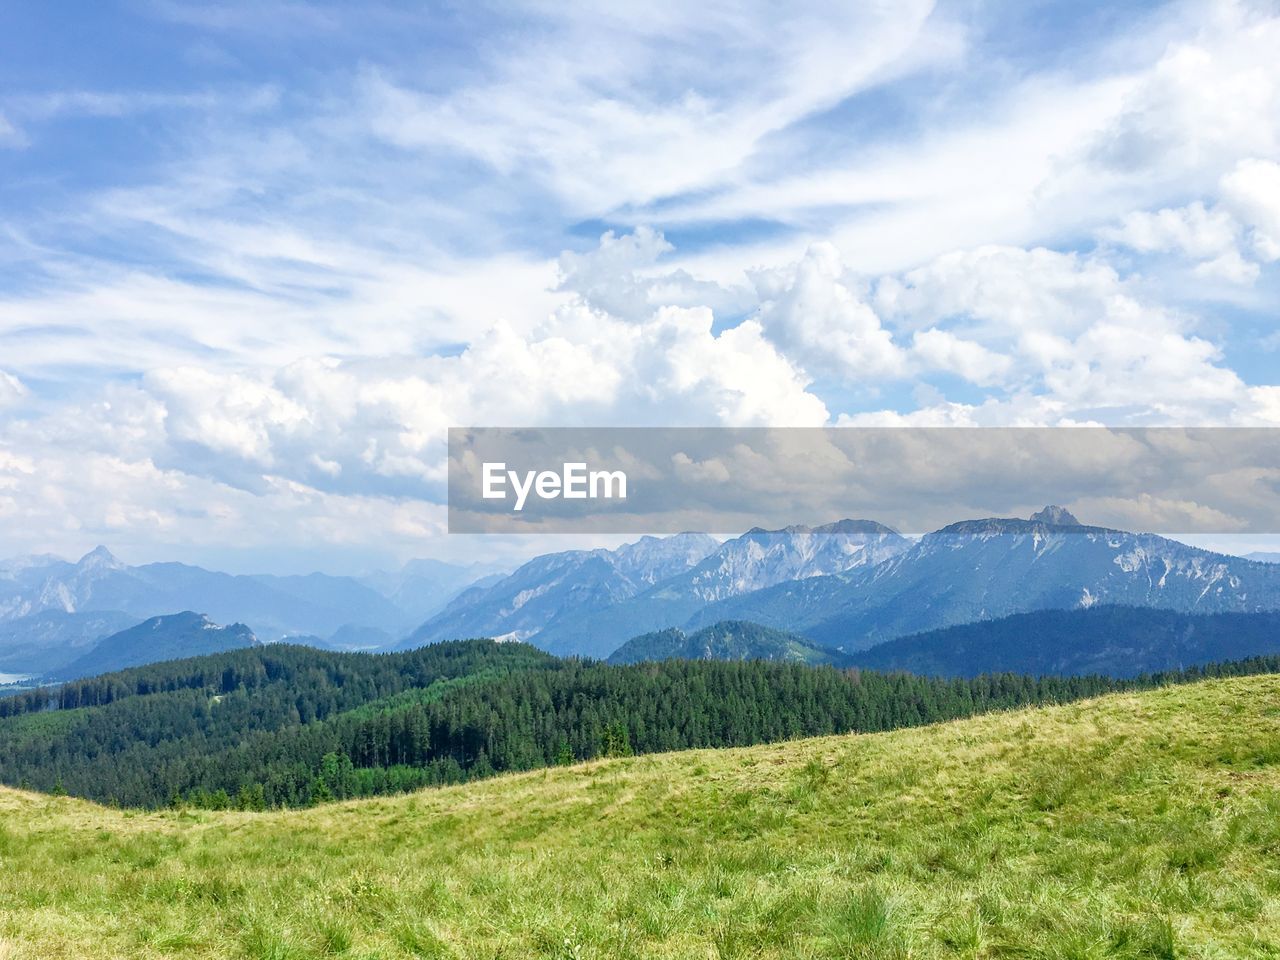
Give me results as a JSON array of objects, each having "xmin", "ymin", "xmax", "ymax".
[
  {"xmin": 607, "ymin": 620, "xmax": 844, "ymax": 665},
  {"xmin": 849, "ymin": 605, "xmax": 1280, "ymax": 677},
  {"xmin": 2, "ymin": 676, "xmax": 1278, "ymax": 958},
  {"xmin": 0, "ymin": 609, "xmax": 138, "ymax": 676},
  {"xmin": 49, "ymin": 612, "xmax": 261, "ymax": 680},
  {"xmin": 8, "ymin": 638, "xmax": 1191, "ymax": 808}
]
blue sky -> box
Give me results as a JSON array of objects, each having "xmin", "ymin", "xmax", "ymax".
[{"xmin": 1, "ymin": 0, "xmax": 1278, "ymax": 572}]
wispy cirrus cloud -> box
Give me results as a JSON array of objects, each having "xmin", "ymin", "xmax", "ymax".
[{"xmin": 0, "ymin": 0, "xmax": 1278, "ymax": 567}]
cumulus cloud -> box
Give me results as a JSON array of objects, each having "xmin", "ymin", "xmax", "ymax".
[
  {"xmin": 0, "ymin": 442, "xmax": 453, "ymax": 563},
  {"xmin": 555, "ymin": 226, "xmax": 744, "ymax": 323},
  {"xmin": 751, "ymin": 243, "xmax": 905, "ymax": 381},
  {"xmin": 910, "ymin": 329, "xmax": 1012, "ymax": 387},
  {"xmin": 875, "ymin": 246, "xmax": 1124, "ymax": 338},
  {"xmin": 1221, "ymin": 158, "xmax": 1280, "ymax": 262},
  {"xmin": 1087, "ymin": 9, "xmax": 1280, "ymax": 179},
  {"xmin": 873, "ymin": 245, "xmax": 1247, "ymax": 423},
  {"xmin": 147, "ymin": 367, "xmax": 308, "ymax": 464},
  {"xmin": 121, "ymin": 248, "xmax": 826, "ymax": 500},
  {"xmin": 1099, "ymin": 157, "xmax": 1280, "ymax": 283},
  {"xmin": 1110, "ymin": 201, "xmax": 1237, "ymax": 258}
]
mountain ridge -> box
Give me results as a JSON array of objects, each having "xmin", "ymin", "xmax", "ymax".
[
  {"xmin": 412, "ymin": 521, "xmax": 911, "ymax": 658},
  {"xmin": 607, "ymin": 620, "xmax": 844, "ymax": 666},
  {"xmin": 689, "ymin": 513, "xmax": 1280, "ymax": 653},
  {"xmin": 846, "ymin": 605, "xmax": 1280, "ymax": 678},
  {"xmin": 49, "ymin": 611, "xmax": 261, "ymax": 681},
  {"xmin": 0, "ymin": 548, "xmax": 498, "ymax": 672}
]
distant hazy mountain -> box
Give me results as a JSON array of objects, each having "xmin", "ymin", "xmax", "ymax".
[
  {"xmin": 359, "ymin": 559, "xmax": 508, "ymax": 624},
  {"xmin": 1247, "ymin": 552, "xmax": 1280, "ymax": 564},
  {"xmin": 51, "ymin": 612, "xmax": 260, "ymax": 680},
  {"xmin": 324, "ymin": 623, "xmax": 394, "ymax": 650},
  {"xmin": 607, "ymin": 621, "xmax": 844, "ymax": 666},
  {"xmin": 691, "ymin": 508, "xmax": 1280, "ymax": 651},
  {"xmin": 0, "ymin": 610, "xmax": 139, "ymax": 676},
  {"xmin": 848, "ymin": 606, "xmax": 1280, "ymax": 678},
  {"xmin": 533, "ymin": 521, "xmax": 911, "ymax": 658},
  {"xmin": 0, "ymin": 548, "xmax": 503, "ymax": 662},
  {"xmin": 398, "ymin": 533, "xmax": 721, "ymax": 650}
]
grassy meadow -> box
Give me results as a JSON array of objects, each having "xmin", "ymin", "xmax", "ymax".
[{"xmin": 2, "ymin": 675, "xmax": 1279, "ymax": 959}]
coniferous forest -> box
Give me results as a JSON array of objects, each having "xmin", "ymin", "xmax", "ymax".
[{"xmin": 3, "ymin": 638, "xmax": 1279, "ymax": 810}]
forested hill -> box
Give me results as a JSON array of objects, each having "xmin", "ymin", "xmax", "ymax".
[
  {"xmin": 848, "ymin": 606, "xmax": 1280, "ymax": 677},
  {"xmin": 4, "ymin": 638, "xmax": 1280, "ymax": 810},
  {"xmin": 607, "ymin": 620, "xmax": 842, "ymax": 665}
]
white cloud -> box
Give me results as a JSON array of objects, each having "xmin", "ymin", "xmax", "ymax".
[
  {"xmin": 1192, "ymin": 249, "xmax": 1260, "ymax": 284},
  {"xmin": 359, "ymin": 1, "xmax": 944, "ymax": 215},
  {"xmin": 873, "ymin": 244, "xmax": 1248, "ymax": 423},
  {"xmin": 555, "ymin": 226, "xmax": 746, "ymax": 323},
  {"xmin": 0, "ymin": 441, "xmax": 454, "ymax": 564},
  {"xmin": 0, "ymin": 246, "xmax": 564, "ymax": 380},
  {"xmin": 114, "ymin": 244, "xmax": 826, "ymax": 500},
  {"xmin": 0, "ymin": 372, "xmax": 27, "ymax": 409},
  {"xmin": 1086, "ymin": 6, "xmax": 1280, "ymax": 179},
  {"xmin": 3, "ymin": 1, "xmax": 1280, "ymax": 563},
  {"xmin": 147, "ymin": 367, "xmax": 310, "ymax": 464},
  {"xmin": 910, "ymin": 329, "xmax": 1012, "ymax": 387},
  {"xmin": 1102, "ymin": 201, "xmax": 1241, "ymax": 260},
  {"xmin": 750, "ymin": 243, "xmax": 904, "ymax": 381},
  {"xmin": 875, "ymin": 246, "xmax": 1125, "ymax": 338},
  {"xmin": 1098, "ymin": 157, "xmax": 1280, "ymax": 283},
  {"xmin": 1221, "ymin": 158, "xmax": 1280, "ymax": 262}
]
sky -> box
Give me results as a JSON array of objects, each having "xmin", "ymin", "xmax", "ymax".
[{"xmin": 1, "ymin": 0, "xmax": 1279, "ymax": 573}]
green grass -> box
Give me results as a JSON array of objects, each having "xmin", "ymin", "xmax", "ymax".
[{"xmin": 2, "ymin": 676, "xmax": 1280, "ymax": 958}]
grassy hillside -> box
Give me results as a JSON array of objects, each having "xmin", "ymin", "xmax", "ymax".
[{"xmin": 3, "ymin": 676, "xmax": 1280, "ymax": 958}]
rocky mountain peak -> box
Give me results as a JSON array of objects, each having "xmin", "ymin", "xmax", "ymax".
[
  {"xmin": 76, "ymin": 545, "xmax": 125, "ymax": 571},
  {"xmin": 1030, "ymin": 505, "xmax": 1081, "ymax": 526}
]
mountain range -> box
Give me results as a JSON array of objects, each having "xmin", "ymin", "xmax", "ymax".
[
  {"xmin": 408, "ymin": 521, "xmax": 910, "ymax": 658},
  {"xmin": 395, "ymin": 532, "xmax": 724, "ymax": 651},
  {"xmin": 0, "ymin": 610, "xmax": 139, "ymax": 677},
  {"xmin": 408, "ymin": 507, "xmax": 1280, "ymax": 659},
  {"xmin": 0, "ymin": 547, "xmax": 503, "ymax": 676},
  {"xmin": 686, "ymin": 508, "xmax": 1280, "ymax": 651},
  {"xmin": 6, "ymin": 506, "xmax": 1280, "ymax": 680}
]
